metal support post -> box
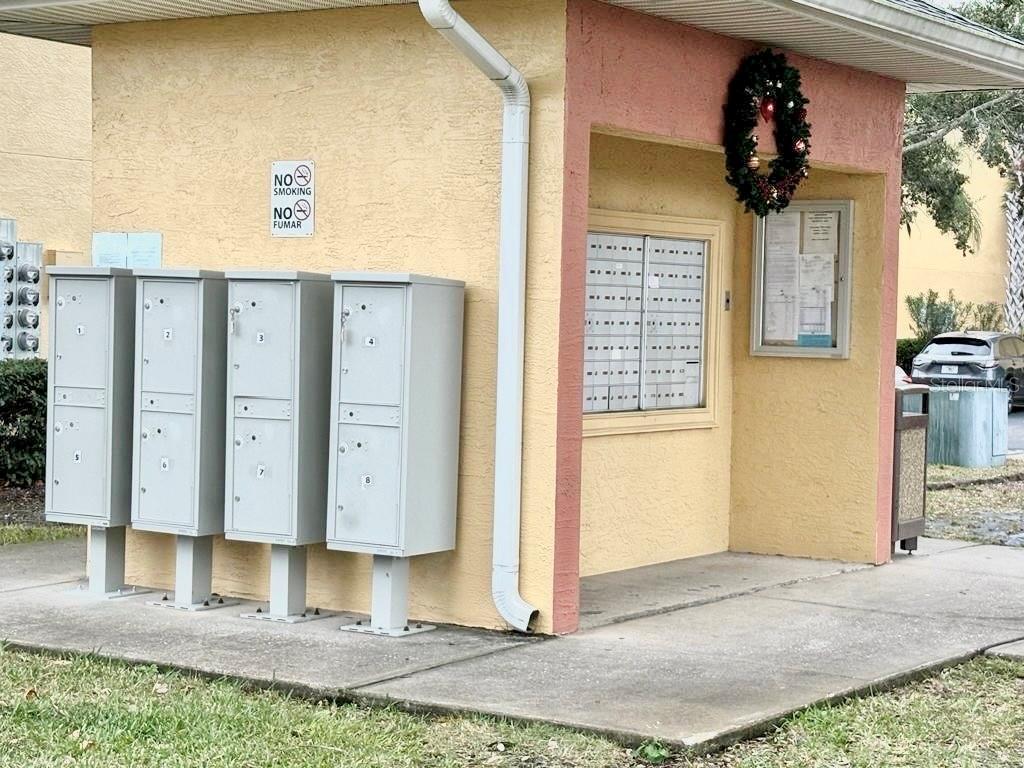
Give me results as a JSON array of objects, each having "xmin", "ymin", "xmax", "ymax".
[
  {"xmin": 79, "ymin": 525, "xmax": 148, "ymax": 599},
  {"xmin": 270, "ymin": 543, "xmax": 306, "ymax": 618},
  {"xmin": 88, "ymin": 525, "xmax": 126, "ymax": 595},
  {"xmin": 148, "ymin": 535, "xmax": 236, "ymax": 611},
  {"xmin": 241, "ymin": 544, "xmax": 327, "ymax": 623},
  {"xmin": 341, "ymin": 555, "xmax": 434, "ymax": 637}
]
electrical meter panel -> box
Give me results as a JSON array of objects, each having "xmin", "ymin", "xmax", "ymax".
[
  {"xmin": 224, "ymin": 271, "xmax": 332, "ymax": 546},
  {"xmin": 45, "ymin": 267, "xmax": 136, "ymax": 527},
  {"xmin": 12, "ymin": 242, "xmax": 43, "ymax": 359},
  {"xmin": 130, "ymin": 270, "xmax": 227, "ymax": 537},
  {"xmin": 0, "ymin": 219, "xmax": 16, "ymax": 359},
  {"xmin": 326, "ymin": 273, "xmax": 464, "ymax": 557}
]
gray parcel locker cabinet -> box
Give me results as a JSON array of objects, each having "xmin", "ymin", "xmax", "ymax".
[
  {"xmin": 224, "ymin": 271, "xmax": 332, "ymax": 621},
  {"xmin": 45, "ymin": 266, "xmax": 142, "ymax": 597},
  {"xmin": 131, "ymin": 270, "xmax": 232, "ymax": 610},
  {"xmin": 327, "ymin": 273, "xmax": 465, "ymax": 636}
]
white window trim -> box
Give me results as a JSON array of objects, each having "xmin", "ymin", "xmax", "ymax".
[
  {"xmin": 750, "ymin": 199, "xmax": 854, "ymax": 359},
  {"xmin": 583, "ymin": 209, "xmax": 724, "ymax": 438}
]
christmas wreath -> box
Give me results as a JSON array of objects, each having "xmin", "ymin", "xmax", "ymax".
[{"xmin": 724, "ymin": 49, "xmax": 811, "ymax": 216}]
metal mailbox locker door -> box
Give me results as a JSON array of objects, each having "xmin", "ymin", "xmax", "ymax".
[
  {"xmin": 136, "ymin": 411, "xmax": 196, "ymax": 528},
  {"xmin": 333, "ymin": 423, "xmax": 401, "ymax": 547},
  {"xmin": 338, "ymin": 286, "xmax": 406, "ymax": 406},
  {"xmin": 49, "ymin": 406, "xmax": 106, "ymax": 518},
  {"xmin": 52, "ymin": 279, "xmax": 109, "ymax": 389},
  {"xmin": 230, "ymin": 417, "xmax": 294, "ymax": 538},
  {"xmin": 140, "ymin": 281, "xmax": 198, "ymax": 395},
  {"xmin": 229, "ymin": 282, "xmax": 295, "ymax": 400}
]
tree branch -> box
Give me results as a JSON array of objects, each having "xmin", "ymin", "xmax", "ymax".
[{"xmin": 903, "ymin": 91, "xmax": 1021, "ymax": 156}]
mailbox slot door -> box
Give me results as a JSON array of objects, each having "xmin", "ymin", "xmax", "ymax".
[
  {"xmin": 136, "ymin": 410, "xmax": 196, "ymax": 529},
  {"xmin": 337, "ymin": 285, "xmax": 406, "ymax": 407},
  {"xmin": 332, "ymin": 423, "xmax": 401, "ymax": 548},
  {"xmin": 140, "ymin": 280, "xmax": 199, "ymax": 395},
  {"xmin": 52, "ymin": 278, "xmax": 109, "ymax": 390},
  {"xmin": 229, "ymin": 416, "xmax": 294, "ymax": 538},
  {"xmin": 49, "ymin": 405, "xmax": 107, "ymax": 519},
  {"xmin": 229, "ymin": 281, "xmax": 295, "ymax": 400}
]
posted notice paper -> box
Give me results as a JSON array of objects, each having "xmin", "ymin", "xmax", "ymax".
[
  {"xmin": 798, "ymin": 252, "xmax": 835, "ymax": 342},
  {"xmin": 802, "ymin": 211, "xmax": 838, "ymax": 255},
  {"xmin": 763, "ymin": 212, "xmax": 801, "ymax": 342}
]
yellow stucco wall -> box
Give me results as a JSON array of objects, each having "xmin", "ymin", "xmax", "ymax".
[
  {"xmin": 898, "ymin": 150, "xmax": 1008, "ymax": 337},
  {"xmin": 0, "ymin": 32, "xmax": 92, "ymax": 350},
  {"xmin": 731, "ymin": 169, "xmax": 887, "ymax": 563},
  {"xmin": 92, "ymin": 1, "xmax": 567, "ymax": 632},
  {"xmin": 580, "ymin": 134, "xmax": 734, "ymax": 577}
]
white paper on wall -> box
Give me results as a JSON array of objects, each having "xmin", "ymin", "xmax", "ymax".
[
  {"xmin": 126, "ymin": 232, "xmax": 163, "ymax": 269},
  {"xmin": 798, "ymin": 252, "xmax": 835, "ymax": 337},
  {"xmin": 91, "ymin": 232, "xmax": 128, "ymax": 268},
  {"xmin": 802, "ymin": 211, "xmax": 838, "ymax": 255},
  {"xmin": 763, "ymin": 212, "xmax": 801, "ymax": 342}
]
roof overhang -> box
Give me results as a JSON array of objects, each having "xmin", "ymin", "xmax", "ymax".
[{"xmin": 0, "ymin": 0, "xmax": 1022, "ymax": 91}]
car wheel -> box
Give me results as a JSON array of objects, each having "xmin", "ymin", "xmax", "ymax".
[{"xmin": 1008, "ymin": 379, "xmax": 1018, "ymax": 415}]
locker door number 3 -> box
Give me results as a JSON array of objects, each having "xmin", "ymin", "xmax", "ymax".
[{"xmin": 255, "ymin": 331, "xmax": 266, "ymax": 345}]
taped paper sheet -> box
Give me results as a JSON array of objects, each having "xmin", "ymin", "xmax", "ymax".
[
  {"xmin": 803, "ymin": 211, "xmax": 838, "ymax": 255},
  {"xmin": 763, "ymin": 212, "xmax": 801, "ymax": 342},
  {"xmin": 798, "ymin": 252, "xmax": 835, "ymax": 345}
]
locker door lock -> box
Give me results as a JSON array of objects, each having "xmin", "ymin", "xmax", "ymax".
[
  {"xmin": 340, "ymin": 307, "xmax": 352, "ymax": 342},
  {"xmin": 229, "ymin": 303, "xmax": 242, "ymax": 334}
]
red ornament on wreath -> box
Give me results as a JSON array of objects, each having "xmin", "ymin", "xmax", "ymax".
[{"xmin": 723, "ymin": 49, "xmax": 812, "ymax": 217}]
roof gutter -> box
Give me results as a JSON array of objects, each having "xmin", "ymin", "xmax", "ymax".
[
  {"xmin": 766, "ymin": 0, "xmax": 1024, "ymax": 89},
  {"xmin": 418, "ymin": 0, "xmax": 538, "ymax": 633}
]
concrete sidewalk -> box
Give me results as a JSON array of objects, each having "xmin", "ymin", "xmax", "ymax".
[{"xmin": 2, "ymin": 536, "xmax": 1024, "ymax": 751}]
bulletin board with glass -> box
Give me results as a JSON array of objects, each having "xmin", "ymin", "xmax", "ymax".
[{"xmin": 750, "ymin": 200, "xmax": 853, "ymax": 358}]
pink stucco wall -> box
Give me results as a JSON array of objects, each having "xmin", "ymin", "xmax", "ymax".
[{"xmin": 553, "ymin": 0, "xmax": 905, "ymax": 634}]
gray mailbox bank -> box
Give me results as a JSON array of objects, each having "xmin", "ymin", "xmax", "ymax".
[
  {"xmin": 130, "ymin": 269, "xmax": 230, "ymax": 609},
  {"xmin": 327, "ymin": 273, "xmax": 464, "ymax": 635},
  {"xmin": 45, "ymin": 266, "xmax": 139, "ymax": 596},
  {"xmin": 224, "ymin": 271, "xmax": 332, "ymax": 621}
]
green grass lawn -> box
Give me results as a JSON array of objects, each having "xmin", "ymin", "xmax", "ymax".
[
  {"xmin": 0, "ymin": 524, "xmax": 82, "ymax": 547},
  {"xmin": 683, "ymin": 658, "xmax": 1024, "ymax": 767},
  {"xmin": 1, "ymin": 648, "xmax": 1023, "ymax": 767}
]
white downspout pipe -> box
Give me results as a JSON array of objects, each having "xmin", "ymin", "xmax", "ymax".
[{"xmin": 418, "ymin": 0, "xmax": 538, "ymax": 632}]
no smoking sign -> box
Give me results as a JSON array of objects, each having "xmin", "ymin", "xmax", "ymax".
[{"xmin": 270, "ymin": 160, "xmax": 315, "ymax": 238}]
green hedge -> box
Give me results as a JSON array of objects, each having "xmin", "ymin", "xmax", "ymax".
[
  {"xmin": 0, "ymin": 358, "xmax": 48, "ymax": 488},
  {"xmin": 896, "ymin": 337, "xmax": 927, "ymax": 375}
]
